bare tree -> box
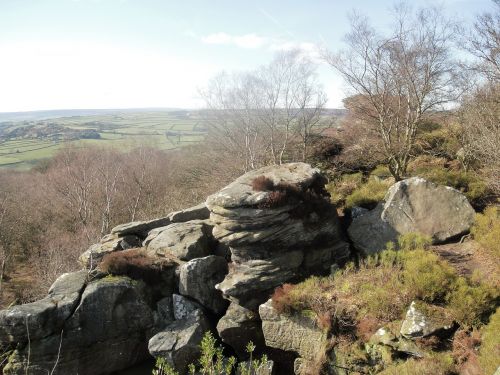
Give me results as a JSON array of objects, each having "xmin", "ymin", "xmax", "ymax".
[
  {"xmin": 463, "ymin": 0, "xmax": 500, "ymax": 83},
  {"xmin": 201, "ymin": 50, "xmax": 326, "ymax": 169},
  {"xmin": 325, "ymin": 5, "xmax": 458, "ymax": 180},
  {"xmin": 201, "ymin": 72, "xmax": 265, "ymax": 171},
  {"xmin": 456, "ymin": 1, "xmax": 500, "ymax": 194}
]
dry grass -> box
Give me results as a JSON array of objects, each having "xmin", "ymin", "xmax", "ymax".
[
  {"xmin": 99, "ymin": 248, "xmax": 176, "ymax": 283},
  {"xmin": 271, "ymin": 235, "xmax": 499, "ymax": 341},
  {"xmin": 452, "ymin": 329, "xmax": 482, "ymax": 375},
  {"xmin": 251, "ymin": 176, "xmax": 275, "ymax": 191}
]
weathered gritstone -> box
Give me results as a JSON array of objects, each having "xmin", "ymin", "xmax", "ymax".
[
  {"xmin": 348, "ymin": 177, "xmax": 476, "ymax": 255},
  {"xmin": 206, "ymin": 162, "xmax": 349, "ymax": 309}
]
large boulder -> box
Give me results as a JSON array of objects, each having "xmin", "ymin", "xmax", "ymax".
[
  {"xmin": 3, "ymin": 276, "xmax": 155, "ymax": 375},
  {"xmin": 148, "ymin": 310, "xmax": 211, "ymax": 373},
  {"xmin": 207, "ymin": 163, "xmax": 349, "ymax": 310},
  {"xmin": 179, "ymin": 255, "xmax": 228, "ymax": 315},
  {"xmin": 145, "ymin": 220, "xmax": 215, "ymax": 261},
  {"xmin": 172, "ymin": 294, "xmax": 204, "ymax": 320},
  {"xmin": 348, "ymin": 177, "xmax": 476, "ymax": 254}
]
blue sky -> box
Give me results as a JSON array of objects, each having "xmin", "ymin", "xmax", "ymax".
[{"xmin": 0, "ymin": 0, "xmax": 495, "ymax": 112}]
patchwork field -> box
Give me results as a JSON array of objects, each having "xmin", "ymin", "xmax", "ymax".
[{"xmin": 0, "ymin": 110, "xmax": 206, "ymax": 170}]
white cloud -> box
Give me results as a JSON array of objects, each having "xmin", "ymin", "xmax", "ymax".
[
  {"xmin": 200, "ymin": 32, "xmax": 321, "ymax": 61},
  {"xmin": 270, "ymin": 40, "xmax": 322, "ymax": 62},
  {"xmin": 201, "ymin": 32, "xmax": 267, "ymax": 49}
]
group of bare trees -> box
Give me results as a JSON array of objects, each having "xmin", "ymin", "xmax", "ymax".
[
  {"xmin": 202, "ymin": 2, "xmax": 498, "ymax": 186},
  {"xmin": 459, "ymin": 0, "xmax": 500, "ymax": 193},
  {"xmin": 0, "ymin": 143, "xmax": 239, "ymax": 305},
  {"xmin": 201, "ymin": 50, "xmax": 327, "ymax": 172},
  {"xmin": 324, "ymin": 5, "xmax": 460, "ymax": 180}
]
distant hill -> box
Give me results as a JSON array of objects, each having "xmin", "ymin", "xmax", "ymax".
[
  {"xmin": 0, "ymin": 108, "xmax": 184, "ymax": 123},
  {"xmin": 0, "ymin": 107, "xmax": 346, "ymax": 124}
]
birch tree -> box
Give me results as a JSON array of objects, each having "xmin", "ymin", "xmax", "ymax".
[{"xmin": 325, "ymin": 5, "xmax": 458, "ymax": 180}]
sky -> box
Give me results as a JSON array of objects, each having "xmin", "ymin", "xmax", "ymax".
[{"xmin": 0, "ymin": 0, "xmax": 495, "ymax": 112}]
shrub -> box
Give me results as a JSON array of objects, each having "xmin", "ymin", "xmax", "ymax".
[
  {"xmin": 99, "ymin": 248, "xmax": 175, "ymax": 283},
  {"xmin": 447, "ymin": 278, "xmax": 499, "ymax": 327},
  {"xmin": 379, "ymin": 352, "xmax": 455, "ymax": 375},
  {"xmin": 370, "ymin": 165, "xmax": 392, "ymax": 179},
  {"xmin": 401, "ymin": 249, "xmax": 457, "ymax": 303},
  {"xmin": 251, "ymin": 176, "xmax": 274, "ymax": 191},
  {"xmin": 345, "ymin": 177, "xmax": 390, "ymax": 209},
  {"xmin": 326, "ymin": 172, "xmax": 363, "ymax": 206},
  {"xmin": 478, "ymin": 308, "xmax": 500, "ymax": 375},
  {"xmin": 397, "ymin": 233, "xmax": 432, "ymax": 251},
  {"xmin": 452, "ymin": 329, "xmax": 481, "ymax": 375},
  {"xmin": 471, "ymin": 206, "xmax": 500, "ymax": 258}
]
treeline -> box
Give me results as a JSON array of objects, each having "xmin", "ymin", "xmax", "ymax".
[
  {"xmin": 0, "ymin": 144, "xmax": 240, "ymax": 305},
  {"xmin": 202, "ymin": 2, "xmax": 499, "ymax": 191}
]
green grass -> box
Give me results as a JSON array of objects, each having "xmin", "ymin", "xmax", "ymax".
[{"xmin": 0, "ymin": 110, "xmax": 206, "ymax": 170}]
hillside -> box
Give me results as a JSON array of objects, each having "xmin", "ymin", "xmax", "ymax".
[{"xmin": 0, "ymin": 110, "xmax": 207, "ymax": 170}]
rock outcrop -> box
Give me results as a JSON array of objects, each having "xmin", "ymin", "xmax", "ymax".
[
  {"xmin": 4, "ymin": 166, "xmax": 478, "ymax": 375},
  {"xmin": 145, "ymin": 220, "xmax": 215, "ymax": 260},
  {"xmin": 179, "ymin": 255, "xmax": 229, "ymax": 315},
  {"xmin": 207, "ymin": 162, "xmax": 349, "ymax": 310},
  {"xmin": 80, "ymin": 203, "xmax": 210, "ymax": 268},
  {"xmin": 348, "ymin": 177, "xmax": 476, "ymax": 254},
  {"xmin": 217, "ymin": 302, "xmax": 265, "ymax": 359}
]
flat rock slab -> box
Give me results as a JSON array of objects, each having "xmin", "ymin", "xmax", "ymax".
[
  {"xmin": 146, "ymin": 220, "xmax": 214, "ymax": 261},
  {"xmin": 206, "ymin": 162, "xmax": 326, "ymax": 209}
]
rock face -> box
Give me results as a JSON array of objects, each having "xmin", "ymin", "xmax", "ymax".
[
  {"xmin": 217, "ymin": 302, "xmax": 265, "ymax": 359},
  {"xmin": 2, "ymin": 275, "xmax": 155, "ymax": 375},
  {"xmin": 348, "ymin": 177, "xmax": 476, "ymax": 254},
  {"xmin": 259, "ymin": 299, "xmax": 327, "ymax": 363},
  {"xmin": 148, "ymin": 310, "xmax": 210, "ymax": 373},
  {"xmin": 207, "ymin": 162, "xmax": 349, "ymax": 309},
  {"xmin": 145, "ymin": 220, "xmax": 215, "ymax": 261},
  {"xmin": 179, "ymin": 255, "xmax": 229, "ymax": 315}
]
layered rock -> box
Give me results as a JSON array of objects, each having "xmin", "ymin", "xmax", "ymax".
[
  {"xmin": 259, "ymin": 299, "xmax": 328, "ymax": 373},
  {"xmin": 206, "ymin": 162, "xmax": 349, "ymax": 310},
  {"xmin": 145, "ymin": 220, "xmax": 215, "ymax": 261},
  {"xmin": 348, "ymin": 177, "xmax": 476, "ymax": 254}
]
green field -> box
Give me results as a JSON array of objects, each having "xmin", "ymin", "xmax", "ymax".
[{"xmin": 0, "ymin": 111, "xmax": 206, "ymax": 170}]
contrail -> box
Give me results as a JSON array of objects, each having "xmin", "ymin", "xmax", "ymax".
[{"xmin": 258, "ymin": 8, "xmax": 295, "ymax": 38}]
